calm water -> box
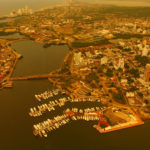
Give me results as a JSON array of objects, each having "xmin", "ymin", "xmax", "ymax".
[
  {"xmin": 0, "ymin": 39, "xmax": 150, "ymax": 150},
  {"xmin": 0, "ymin": 33, "xmax": 24, "ymax": 40}
]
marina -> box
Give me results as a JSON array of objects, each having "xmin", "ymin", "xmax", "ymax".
[
  {"xmin": 33, "ymin": 107, "xmax": 103, "ymax": 137},
  {"xmin": 32, "ymin": 106, "xmax": 144, "ymax": 138},
  {"xmin": 35, "ymin": 89, "xmax": 62, "ymax": 101},
  {"xmin": 29, "ymin": 97, "xmax": 70, "ymax": 117},
  {"xmin": 29, "ymin": 88, "xmax": 105, "ymax": 117},
  {"xmin": 33, "ymin": 114, "xmax": 70, "ymax": 137}
]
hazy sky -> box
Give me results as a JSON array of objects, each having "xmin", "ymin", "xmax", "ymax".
[
  {"xmin": 83, "ymin": 0, "xmax": 150, "ymax": 6},
  {"xmin": 0, "ymin": 0, "xmax": 62, "ymax": 15},
  {"xmin": 0, "ymin": 0, "xmax": 150, "ymax": 15}
]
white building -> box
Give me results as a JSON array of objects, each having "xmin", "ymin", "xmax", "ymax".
[
  {"xmin": 119, "ymin": 58, "xmax": 124, "ymax": 69},
  {"xmin": 126, "ymin": 92, "xmax": 135, "ymax": 98},
  {"xmin": 100, "ymin": 29, "xmax": 110, "ymax": 35},
  {"xmin": 101, "ymin": 56, "xmax": 108, "ymax": 65},
  {"xmin": 10, "ymin": 5, "xmax": 33, "ymax": 17},
  {"xmin": 10, "ymin": 10, "xmax": 17, "ymax": 17},
  {"xmin": 137, "ymin": 43, "xmax": 143, "ymax": 50},
  {"xmin": 142, "ymin": 46, "xmax": 149, "ymax": 56},
  {"xmin": 121, "ymin": 79, "xmax": 127, "ymax": 84},
  {"xmin": 114, "ymin": 57, "xmax": 124, "ymax": 70},
  {"xmin": 119, "ymin": 41, "xmax": 125, "ymax": 47},
  {"xmin": 74, "ymin": 52, "xmax": 83, "ymax": 65}
]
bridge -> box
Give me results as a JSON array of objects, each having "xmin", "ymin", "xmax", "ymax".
[
  {"xmin": 10, "ymin": 74, "xmax": 51, "ymax": 81},
  {"xmin": 10, "ymin": 73, "xmax": 69, "ymax": 81}
]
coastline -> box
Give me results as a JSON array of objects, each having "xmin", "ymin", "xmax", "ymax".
[{"xmin": 0, "ymin": 39, "xmax": 22, "ymax": 89}]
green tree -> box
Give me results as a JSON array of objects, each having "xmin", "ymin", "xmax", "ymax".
[
  {"xmin": 106, "ymin": 68, "xmax": 113, "ymax": 77},
  {"xmin": 124, "ymin": 63, "xmax": 129, "ymax": 69}
]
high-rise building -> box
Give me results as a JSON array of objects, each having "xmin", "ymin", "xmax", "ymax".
[
  {"xmin": 10, "ymin": 10, "xmax": 17, "ymax": 17},
  {"xmin": 101, "ymin": 56, "xmax": 108, "ymax": 65},
  {"xmin": 114, "ymin": 57, "xmax": 124, "ymax": 70},
  {"xmin": 145, "ymin": 64, "xmax": 150, "ymax": 82},
  {"xmin": 142, "ymin": 46, "xmax": 149, "ymax": 56},
  {"xmin": 74, "ymin": 52, "xmax": 83, "ymax": 65},
  {"xmin": 10, "ymin": 5, "xmax": 33, "ymax": 17}
]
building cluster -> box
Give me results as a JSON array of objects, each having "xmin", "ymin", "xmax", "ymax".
[
  {"xmin": 67, "ymin": 35, "xmax": 150, "ymax": 116},
  {"xmin": 0, "ymin": 40, "xmax": 16, "ymax": 88},
  {"xmin": 10, "ymin": 5, "xmax": 33, "ymax": 17},
  {"xmin": 72, "ymin": 45, "xmax": 124, "ymax": 74},
  {"xmin": 8, "ymin": 4, "xmax": 150, "ymax": 47}
]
